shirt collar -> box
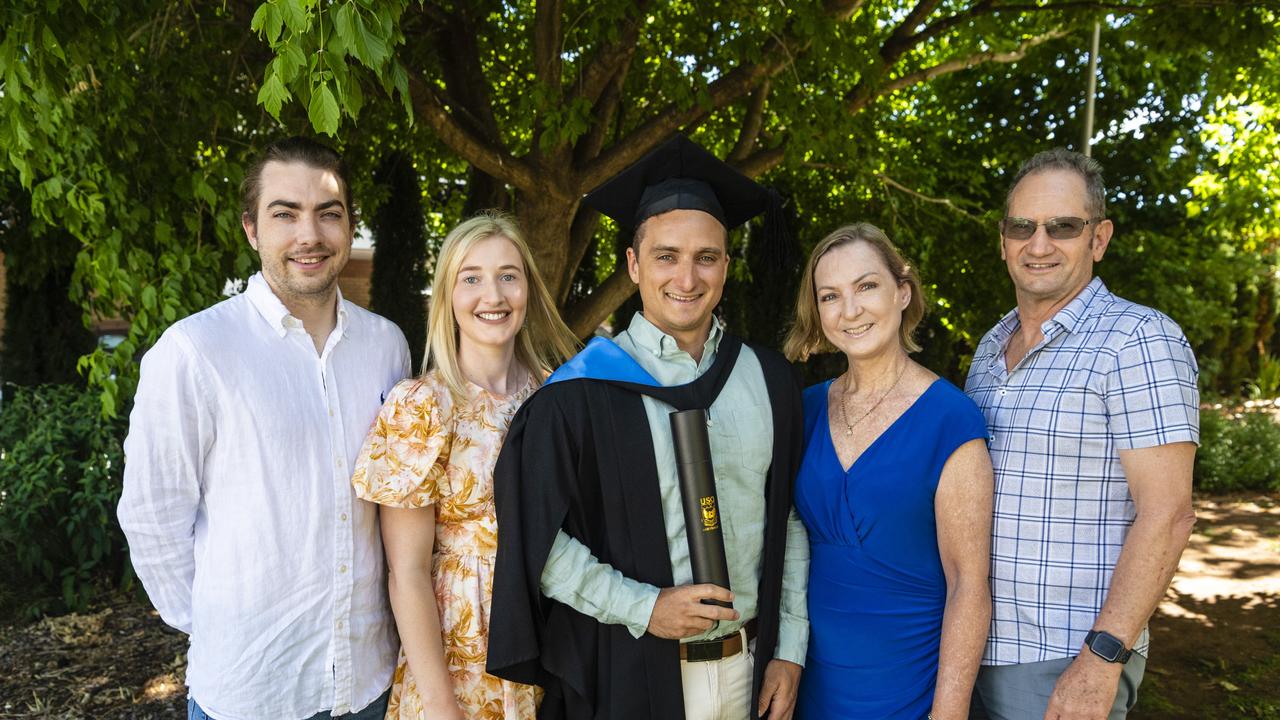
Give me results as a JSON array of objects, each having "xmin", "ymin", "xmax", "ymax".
[
  {"xmin": 244, "ymin": 272, "xmax": 348, "ymax": 339},
  {"xmin": 1047, "ymin": 276, "xmax": 1106, "ymax": 335},
  {"xmin": 987, "ymin": 276, "xmax": 1108, "ymax": 352},
  {"xmin": 626, "ymin": 312, "xmax": 724, "ymax": 362}
]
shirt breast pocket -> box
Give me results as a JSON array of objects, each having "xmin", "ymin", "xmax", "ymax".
[{"xmin": 710, "ymin": 403, "xmax": 773, "ymax": 475}]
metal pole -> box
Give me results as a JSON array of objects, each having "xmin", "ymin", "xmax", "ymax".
[{"xmin": 1083, "ymin": 20, "xmax": 1101, "ymax": 156}]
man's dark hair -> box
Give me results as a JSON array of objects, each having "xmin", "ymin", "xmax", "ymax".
[
  {"xmin": 240, "ymin": 136, "xmax": 354, "ymax": 226},
  {"xmin": 1005, "ymin": 148, "xmax": 1107, "ymax": 220}
]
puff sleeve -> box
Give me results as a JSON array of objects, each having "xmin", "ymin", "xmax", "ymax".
[{"xmin": 352, "ymin": 378, "xmax": 452, "ymax": 508}]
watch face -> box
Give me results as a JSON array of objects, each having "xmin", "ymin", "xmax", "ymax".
[{"xmin": 1091, "ymin": 632, "xmax": 1125, "ymax": 661}]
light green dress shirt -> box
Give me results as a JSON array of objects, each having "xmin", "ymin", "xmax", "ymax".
[{"xmin": 539, "ymin": 313, "xmax": 810, "ymax": 665}]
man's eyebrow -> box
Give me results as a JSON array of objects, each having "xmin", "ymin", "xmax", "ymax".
[
  {"xmin": 650, "ymin": 244, "xmax": 724, "ymax": 255},
  {"xmin": 264, "ymin": 199, "xmax": 346, "ymax": 212}
]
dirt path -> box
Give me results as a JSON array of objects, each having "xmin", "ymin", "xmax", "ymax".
[
  {"xmin": 1135, "ymin": 494, "xmax": 1280, "ymax": 718},
  {"xmin": 0, "ymin": 495, "xmax": 1275, "ymax": 718}
]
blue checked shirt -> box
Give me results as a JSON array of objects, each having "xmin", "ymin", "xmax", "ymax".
[{"xmin": 965, "ymin": 278, "xmax": 1199, "ymax": 665}]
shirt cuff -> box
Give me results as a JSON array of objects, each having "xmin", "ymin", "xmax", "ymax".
[
  {"xmin": 773, "ymin": 614, "xmax": 809, "ymax": 666},
  {"xmin": 622, "ymin": 585, "xmax": 662, "ymax": 639}
]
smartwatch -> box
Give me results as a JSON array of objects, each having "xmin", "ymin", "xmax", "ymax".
[{"xmin": 1084, "ymin": 630, "xmax": 1133, "ymax": 664}]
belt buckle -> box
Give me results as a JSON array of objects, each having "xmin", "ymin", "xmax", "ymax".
[{"xmin": 684, "ymin": 638, "xmax": 724, "ymax": 663}]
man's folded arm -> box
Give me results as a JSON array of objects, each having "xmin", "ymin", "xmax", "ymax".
[
  {"xmin": 117, "ymin": 332, "xmax": 213, "ymax": 633},
  {"xmin": 539, "ymin": 529, "xmax": 662, "ymax": 639}
]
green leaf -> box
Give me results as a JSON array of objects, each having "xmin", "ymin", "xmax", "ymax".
[
  {"xmin": 308, "ymin": 81, "xmax": 340, "ymax": 135},
  {"xmin": 250, "ymin": 3, "xmax": 270, "ymax": 33},
  {"xmin": 279, "ymin": 42, "xmax": 307, "ymax": 82},
  {"xmin": 333, "ymin": 3, "xmax": 357, "ymax": 55},
  {"xmin": 345, "ymin": 74, "xmax": 364, "ymax": 118},
  {"xmin": 390, "ymin": 61, "xmax": 411, "ymax": 121},
  {"xmin": 280, "ymin": 0, "xmax": 310, "ymax": 35},
  {"xmin": 253, "ymin": 3, "xmax": 285, "ymax": 43},
  {"xmin": 41, "ymin": 26, "xmax": 66, "ymax": 62},
  {"xmin": 351, "ymin": 9, "xmax": 390, "ymax": 68},
  {"xmin": 10, "ymin": 114, "xmax": 32, "ymax": 150},
  {"xmin": 257, "ymin": 70, "xmax": 291, "ymax": 118}
]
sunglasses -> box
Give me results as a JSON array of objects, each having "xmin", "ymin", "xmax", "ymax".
[{"xmin": 999, "ymin": 216, "xmax": 1101, "ymax": 241}]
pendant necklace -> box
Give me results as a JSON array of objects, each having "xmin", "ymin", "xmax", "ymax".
[{"xmin": 839, "ymin": 361, "xmax": 908, "ymax": 436}]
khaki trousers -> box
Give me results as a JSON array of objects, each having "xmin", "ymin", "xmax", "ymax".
[{"xmin": 680, "ymin": 631, "xmax": 756, "ymax": 720}]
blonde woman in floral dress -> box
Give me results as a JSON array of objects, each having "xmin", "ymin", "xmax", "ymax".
[{"xmin": 353, "ymin": 212, "xmax": 577, "ymax": 720}]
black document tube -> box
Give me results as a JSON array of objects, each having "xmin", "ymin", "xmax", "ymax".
[{"xmin": 669, "ymin": 408, "xmax": 732, "ymax": 608}]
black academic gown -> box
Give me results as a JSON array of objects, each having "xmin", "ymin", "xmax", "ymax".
[{"xmin": 486, "ymin": 337, "xmax": 803, "ymax": 720}]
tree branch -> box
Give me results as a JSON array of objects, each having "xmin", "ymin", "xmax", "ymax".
[
  {"xmin": 880, "ymin": 0, "xmax": 943, "ymax": 63},
  {"xmin": 564, "ymin": 266, "xmax": 637, "ymax": 338},
  {"xmin": 561, "ymin": 207, "xmax": 603, "ymax": 305},
  {"xmin": 824, "ymin": 0, "xmax": 869, "ymax": 20},
  {"xmin": 406, "ymin": 74, "xmax": 541, "ymax": 192},
  {"xmin": 907, "ymin": 0, "xmax": 996, "ymax": 50},
  {"xmin": 729, "ymin": 80, "xmax": 772, "ymax": 162},
  {"xmin": 848, "ymin": 30, "xmax": 1067, "ymax": 114},
  {"xmin": 579, "ymin": 0, "xmax": 865, "ymax": 192},
  {"xmin": 888, "ymin": 30, "xmax": 1067, "ymax": 96},
  {"xmin": 731, "ymin": 145, "xmax": 787, "ymax": 179},
  {"xmin": 874, "ymin": 173, "xmax": 985, "ymax": 222},
  {"xmin": 429, "ymin": 7, "xmax": 502, "ymax": 144},
  {"xmin": 909, "ymin": 0, "xmax": 1278, "ymax": 50},
  {"xmin": 578, "ymin": 60, "xmax": 780, "ymax": 192},
  {"xmin": 575, "ymin": 65, "xmax": 627, "ymax": 167},
  {"xmin": 571, "ymin": 1, "xmax": 651, "ymax": 106},
  {"xmin": 534, "ymin": 0, "xmax": 565, "ymax": 95}
]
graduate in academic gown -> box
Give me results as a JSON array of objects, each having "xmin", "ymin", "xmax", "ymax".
[{"xmin": 487, "ymin": 135, "xmax": 810, "ymax": 720}]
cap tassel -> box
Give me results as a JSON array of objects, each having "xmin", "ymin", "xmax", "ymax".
[{"xmin": 761, "ymin": 187, "xmax": 795, "ymax": 271}]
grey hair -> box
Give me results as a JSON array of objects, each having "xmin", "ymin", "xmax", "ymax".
[{"xmin": 1005, "ymin": 148, "xmax": 1106, "ymax": 220}]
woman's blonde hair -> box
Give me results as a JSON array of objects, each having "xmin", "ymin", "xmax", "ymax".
[
  {"xmin": 783, "ymin": 222, "xmax": 925, "ymax": 361},
  {"xmin": 424, "ymin": 211, "xmax": 579, "ymax": 397}
]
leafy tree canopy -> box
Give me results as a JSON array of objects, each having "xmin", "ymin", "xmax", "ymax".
[{"xmin": 2, "ymin": 0, "xmax": 1278, "ymax": 411}]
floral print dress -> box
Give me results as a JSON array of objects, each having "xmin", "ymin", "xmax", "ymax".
[{"xmin": 353, "ymin": 369, "xmax": 540, "ymax": 720}]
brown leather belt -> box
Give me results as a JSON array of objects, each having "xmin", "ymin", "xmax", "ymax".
[{"xmin": 679, "ymin": 619, "xmax": 758, "ymax": 663}]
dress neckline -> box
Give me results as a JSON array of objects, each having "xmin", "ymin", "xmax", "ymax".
[{"xmin": 825, "ymin": 377, "xmax": 943, "ymax": 474}]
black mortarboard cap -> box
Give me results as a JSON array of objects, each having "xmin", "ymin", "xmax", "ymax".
[{"xmin": 583, "ymin": 134, "xmax": 771, "ymax": 233}]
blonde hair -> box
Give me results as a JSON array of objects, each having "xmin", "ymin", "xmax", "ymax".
[
  {"xmin": 424, "ymin": 211, "xmax": 579, "ymax": 398},
  {"xmin": 784, "ymin": 222, "xmax": 925, "ymax": 361}
]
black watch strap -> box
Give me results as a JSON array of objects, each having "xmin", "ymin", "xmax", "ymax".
[{"xmin": 1085, "ymin": 630, "xmax": 1133, "ymax": 663}]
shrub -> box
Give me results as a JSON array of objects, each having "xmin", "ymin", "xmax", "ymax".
[
  {"xmin": 1195, "ymin": 407, "xmax": 1280, "ymax": 493},
  {"xmin": 0, "ymin": 384, "xmax": 129, "ymax": 617},
  {"xmin": 1250, "ymin": 353, "xmax": 1280, "ymax": 399}
]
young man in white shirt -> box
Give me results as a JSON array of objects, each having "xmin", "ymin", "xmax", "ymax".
[{"xmin": 119, "ymin": 137, "xmax": 410, "ymax": 720}]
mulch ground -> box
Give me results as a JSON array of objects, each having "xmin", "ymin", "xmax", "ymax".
[
  {"xmin": 0, "ymin": 597, "xmax": 186, "ymax": 718},
  {"xmin": 0, "ymin": 494, "xmax": 1276, "ymax": 718}
]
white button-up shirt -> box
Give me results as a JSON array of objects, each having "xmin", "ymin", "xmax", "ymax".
[{"xmin": 119, "ymin": 273, "xmax": 410, "ymax": 720}]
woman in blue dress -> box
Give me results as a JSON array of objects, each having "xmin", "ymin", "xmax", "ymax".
[{"xmin": 783, "ymin": 223, "xmax": 993, "ymax": 720}]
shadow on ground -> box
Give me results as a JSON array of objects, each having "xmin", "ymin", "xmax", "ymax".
[{"xmin": 0, "ymin": 495, "xmax": 1275, "ymax": 718}]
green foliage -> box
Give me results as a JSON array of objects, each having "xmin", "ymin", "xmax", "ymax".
[
  {"xmin": 0, "ymin": 384, "xmax": 129, "ymax": 617},
  {"xmin": 1252, "ymin": 355, "xmax": 1280, "ymax": 399},
  {"xmin": 2, "ymin": 1, "xmax": 1279, "ymax": 410},
  {"xmin": 250, "ymin": 0, "xmax": 414, "ymax": 134},
  {"xmin": 1195, "ymin": 408, "xmax": 1280, "ymax": 493}
]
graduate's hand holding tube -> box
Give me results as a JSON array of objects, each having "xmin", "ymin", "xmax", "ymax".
[{"xmin": 646, "ymin": 584, "xmax": 738, "ymax": 639}]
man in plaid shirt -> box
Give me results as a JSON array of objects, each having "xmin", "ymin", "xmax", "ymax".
[{"xmin": 965, "ymin": 149, "xmax": 1199, "ymax": 719}]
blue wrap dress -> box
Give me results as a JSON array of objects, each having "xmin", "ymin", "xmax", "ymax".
[{"xmin": 795, "ymin": 378, "xmax": 987, "ymax": 719}]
